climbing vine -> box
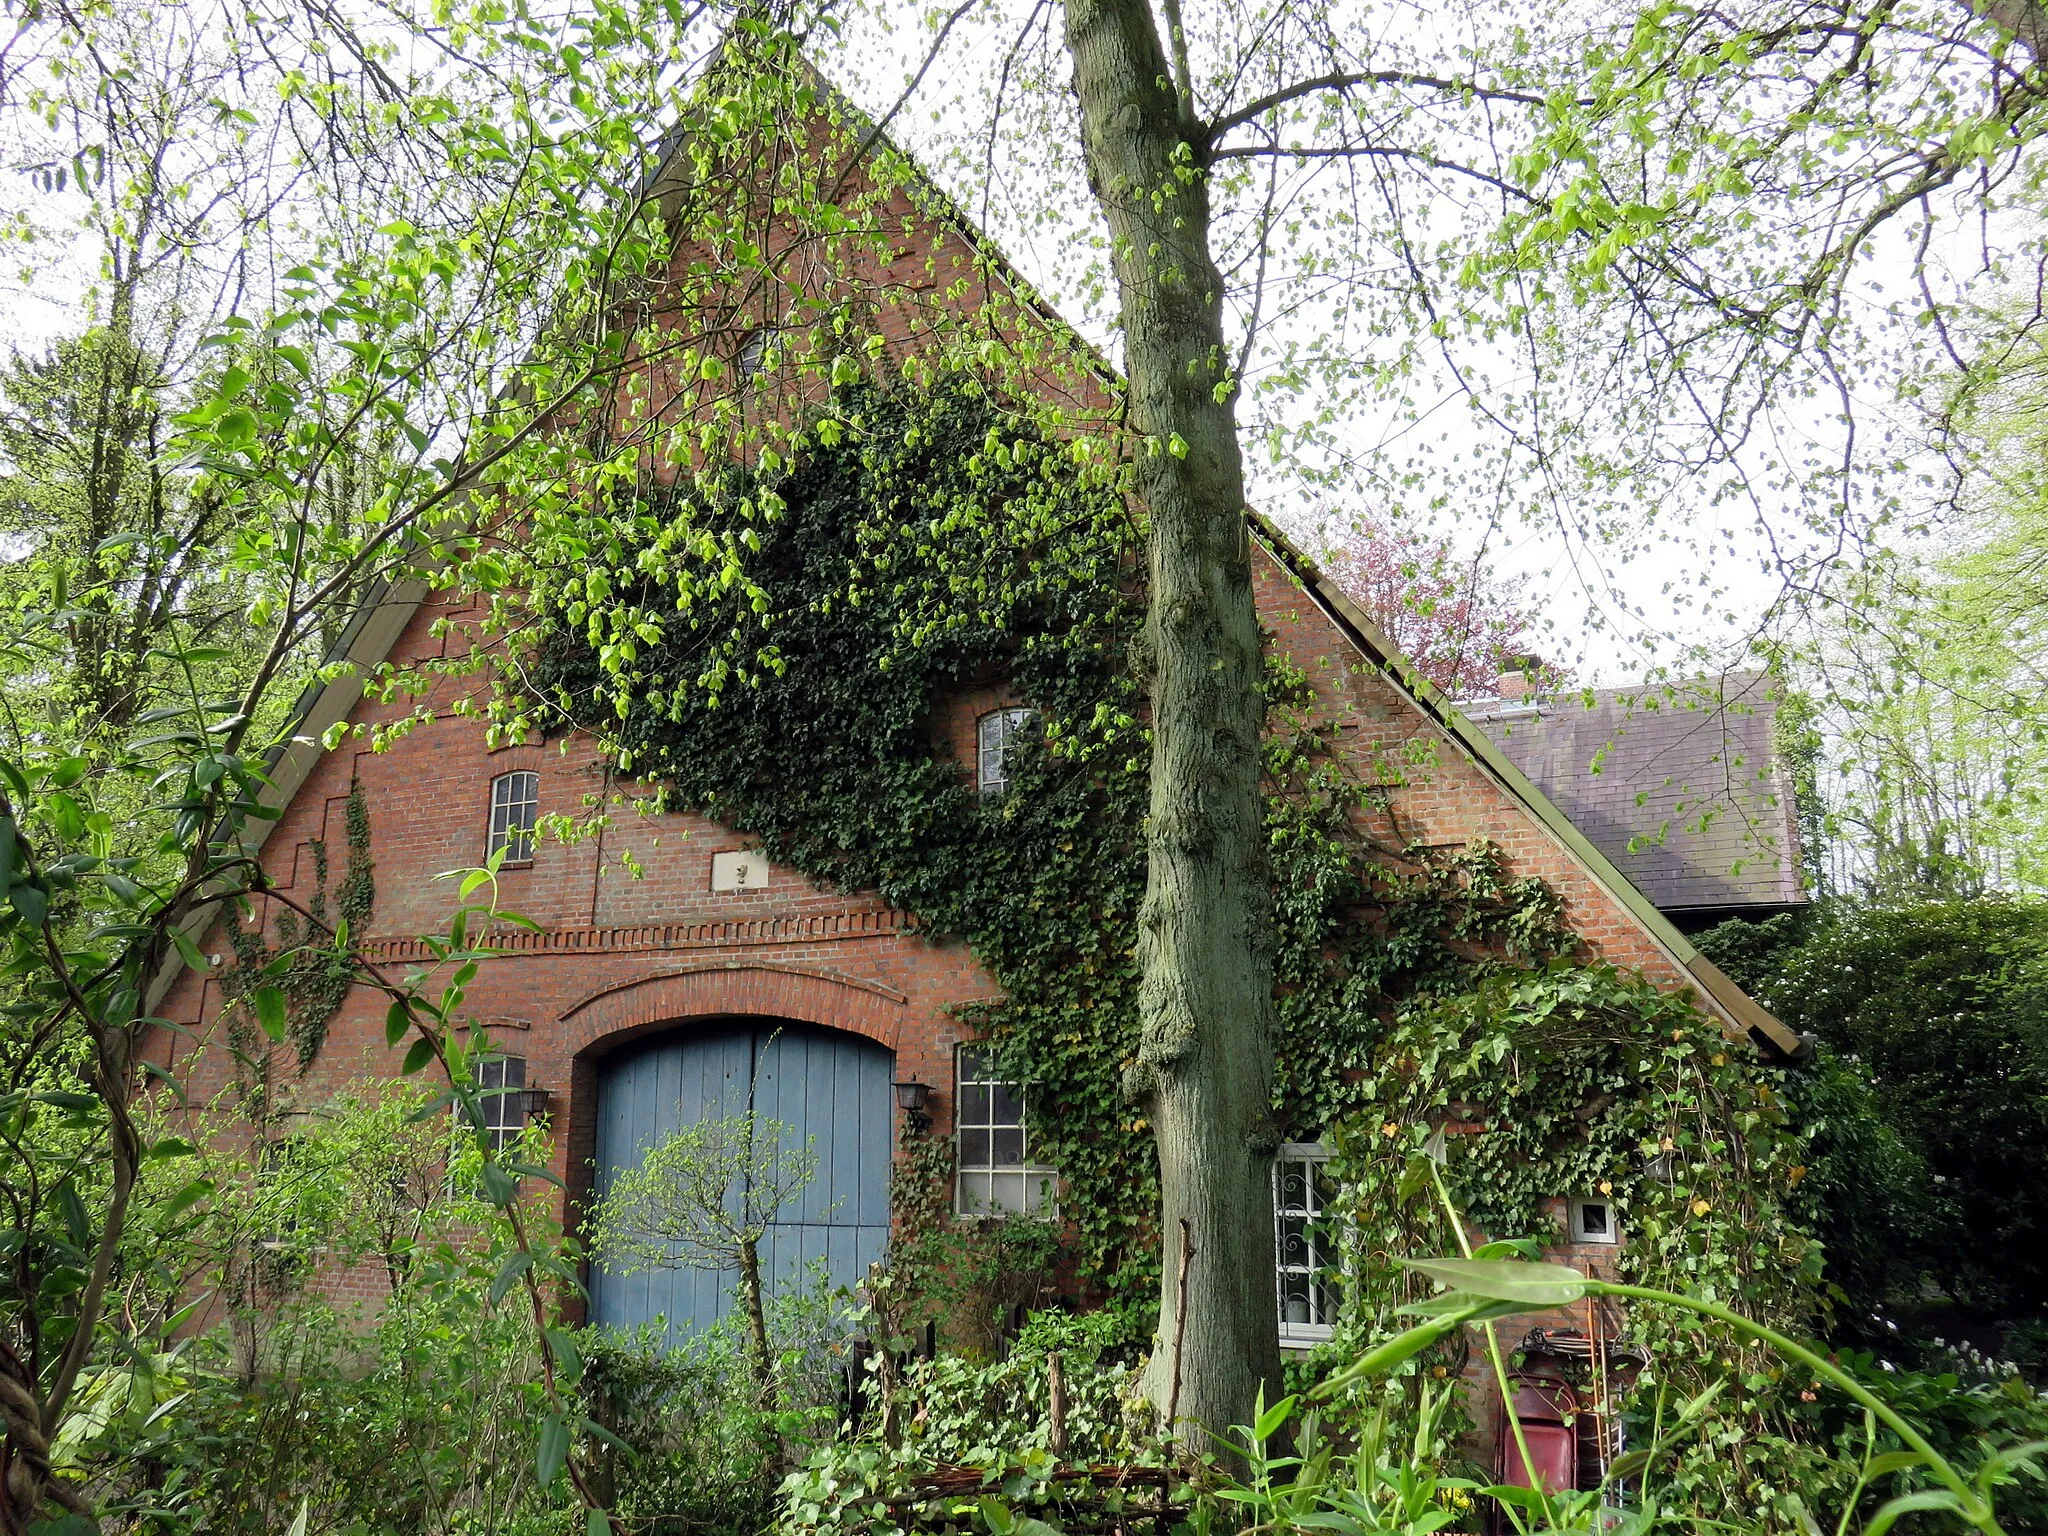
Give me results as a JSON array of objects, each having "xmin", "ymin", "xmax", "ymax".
[
  {"xmin": 525, "ymin": 375, "xmax": 1823, "ymax": 1392},
  {"xmin": 225, "ymin": 780, "xmax": 377, "ymax": 1079}
]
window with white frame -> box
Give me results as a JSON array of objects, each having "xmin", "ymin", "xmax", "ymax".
[
  {"xmin": 1275, "ymin": 1143, "xmax": 1340, "ymax": 1345},
  {"xmin": 487, "ymin": 771, "xmax": 539, "ymax": 864},
  {"xmin": 736, "ymin": 328, "xmax": 772, "ymax": 381},
  {"xmin": 477, "ymin": 1054, "xmax": 529, "ymax": 1153},
  {"xmin": 976, "ymin": 708, "xmax": 1037, "ymax": 795},
  {"xmin": 954, "ymin": 1044, "xmax": 1057, "ymax": 1216},
  {"xmin": 1568, "ymin": 1194, "xmax": 1619, "ymax": 1245}
]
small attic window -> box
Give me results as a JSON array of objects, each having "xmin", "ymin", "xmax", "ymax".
[
  {"xmin": 736, "ymin": 328, "xmax": 772, "ymax": 382},
  {"xmin": 977, "ymin": 707, "xmax": 1037, "ymax": 795},
  {"xmin": 1568, "ymin": 1195, "xmax": 1619, "ymax": 1245},
  {"xmin": 488, "ymin": 771, "xmax": 538, "ymax": 865}
]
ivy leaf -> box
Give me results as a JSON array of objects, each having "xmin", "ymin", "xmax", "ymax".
[{"xmin": 251, "ymin": 985, "xmax": 288, "ymax": 1043}]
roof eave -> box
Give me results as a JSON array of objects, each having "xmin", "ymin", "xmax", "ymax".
[{"xmin": 1246, "ymin": 512, "xmax": 1809, "ymax": 1059}]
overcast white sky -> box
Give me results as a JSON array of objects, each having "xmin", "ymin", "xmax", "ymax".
[{"xmin": 0, "ymin": 0, "xmax": 2008, "ymax": 688}]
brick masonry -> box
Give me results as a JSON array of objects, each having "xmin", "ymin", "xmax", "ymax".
[{"xmin": 151, "ymin": 556, "xmax": 1696, "ymax": 1317}]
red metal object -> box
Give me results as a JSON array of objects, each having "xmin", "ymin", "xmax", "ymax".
[{"xmin": 1498, "ymin": 1377, "xmax": 1580, "ymax": 1495}]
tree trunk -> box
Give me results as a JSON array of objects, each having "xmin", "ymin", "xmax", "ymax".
[
  {"xmin": 1058, "ymin": 0, "xmax": 1284, "ymax": 1448},
  {"xmin": 737, "ymin": 1235, "xmax": 774, "ymax": 1401}
]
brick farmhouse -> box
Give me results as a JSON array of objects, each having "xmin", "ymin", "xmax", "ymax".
[{"xmin": 143, "ymin": 83, "xmax": 1805, "ymax": 1366}]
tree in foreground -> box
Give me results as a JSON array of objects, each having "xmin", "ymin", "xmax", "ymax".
[{"xmin": 586, "ymin": 1114, "xmax": 819, "ymax": 1398}]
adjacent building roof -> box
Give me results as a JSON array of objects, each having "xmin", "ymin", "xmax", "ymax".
[
  {"xmin": 1465, "ymin": 670, "xmax": 1806, "ymax": 922},
  {"xmin": 1250, "ymin": 522, "xmax": 1806, "ymax": 1057}
]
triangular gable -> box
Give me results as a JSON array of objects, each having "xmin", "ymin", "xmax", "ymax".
[{"xmin": 170, "ymin": 61, "xmax": 1805, "ymax": 1059}]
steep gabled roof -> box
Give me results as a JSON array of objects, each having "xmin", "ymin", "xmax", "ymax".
[{"xmin": 186, "ymin": 64, "xmax": 1806, "ymax": 1058}]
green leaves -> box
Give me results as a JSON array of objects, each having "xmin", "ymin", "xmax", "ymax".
[
  {"xmin": 251, "ymin": 985, "xmax": 288, "ymax": 1043},
  {"xmin": 1397, "ymin": 1256, "xmax": 1589, "ymax": 1306},
  {"xmin": 490, "ymin": 1249, "xmax": 534, "ymax": 1304},
  {"xmin": 536, "ymin": 1413, "xmax": 569, "ymax": 1488}
]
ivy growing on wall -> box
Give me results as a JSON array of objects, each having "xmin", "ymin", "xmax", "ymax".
[
  {"xmin": 527, "ymin": 375, "xmax": 1821, "ymax": 1379},
  {"xmin": 225, "ymin": 781, "xmax": 377, "ymax": 1079}
]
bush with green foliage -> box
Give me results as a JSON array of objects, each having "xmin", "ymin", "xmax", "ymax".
[{"xmin": 1700, "ymin": 899, "xmax": 2048, "ymax": 1366}]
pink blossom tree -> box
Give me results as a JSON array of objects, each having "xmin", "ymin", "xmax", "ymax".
[{"xmin": 1318, "ymin": 516, "xmax": 1545, "ymax": 696}]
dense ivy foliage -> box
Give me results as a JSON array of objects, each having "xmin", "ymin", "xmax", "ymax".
[
  {"xmin": 222, "ymin": 782, "xmax": 376, "ymax": 1081},
  {"xmin": 532, "ymin": 378, "xmax": 1822, "ymax": 1389}
]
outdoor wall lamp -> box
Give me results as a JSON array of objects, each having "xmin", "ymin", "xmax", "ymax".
[{"xmin": 893, "ymin": 1077, "xmax": 932, "ymax": 1132}]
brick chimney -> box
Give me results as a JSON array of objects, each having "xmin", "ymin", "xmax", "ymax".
[{"xmin": 1496, "ymin": 672, "xmax": 1530, "ymax": 700}]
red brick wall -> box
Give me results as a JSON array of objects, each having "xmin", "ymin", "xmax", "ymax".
[
  {"xmin": 149, "ymin": 138, "xmax": 1691, "ymax": 1333},
  {"xmin": 153, "ymin": 557, "xmax": 1692, "ymax": 1254},
  {"xmin": 1252, "ymin": 548, "xmax": 1686, "ymax": 987}
]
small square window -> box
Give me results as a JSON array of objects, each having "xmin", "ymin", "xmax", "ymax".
[
  {"xmin": 477, "ymin": 1054, "xmax": 529, "ymax": 1153},
  {"xmin": 1275, "ymin": 1143, "xmax": 1340, "ymax": 1345},
  {"xmin": 1568, "ymin": 1195, "xmax": 1619, "ymax": 1245},
  {"xmin": 976, "ymin": 708, "xmax": 1037, "ymax": 795},
  {"xmin": 488, "ymin": 771, "xmax": 539, "ymax": 864},
  {"xmin": 954, "ymin": 1044, "xmax": 1056, "ymax": 1217}
]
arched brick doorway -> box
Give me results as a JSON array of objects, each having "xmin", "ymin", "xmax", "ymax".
[{"xmin": 586, "ymin": 1020, "xmax": 893, "ymax": 1348}]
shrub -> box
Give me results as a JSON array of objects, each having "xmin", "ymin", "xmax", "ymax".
[{"xmin": 1702, "ymin": 899, "xmax": 2048, "ymax": 1363}]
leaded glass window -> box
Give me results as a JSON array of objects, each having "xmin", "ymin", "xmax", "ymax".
[{"xmin": 488, "ymin": 771, "xmax": 539, "ymax": 864}]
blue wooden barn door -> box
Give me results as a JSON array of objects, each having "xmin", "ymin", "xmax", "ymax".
[{"xmin": 588, "ymin": 1023, "xmax": 893, "ymax": 1348}]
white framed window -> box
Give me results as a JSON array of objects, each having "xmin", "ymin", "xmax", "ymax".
[
  {"xmin": 487, "ymin": 771, "xmax": 539, "ymax": 864},
  {"xmin": 736, "ymin": 328, "xmax": 773, "ymax": 381},
  {"xmin": 477, "ymin": 1054, "xmax": 529, "ymax": 1153},
  {"xmin": 976, "ymin": 707, "xmax": 1037, "ymax": 795},
  {"xmin": 1275, "ymin": 1143, "xmax": 1340, "ymax": 1346},
  {"xmin": 954, "ymin": 1044, "xmax": 1057, "ymax": 1217},
  {"xmin": 1568, "ymin": 1195, "xmax": 1619, "ymax": 1245}
]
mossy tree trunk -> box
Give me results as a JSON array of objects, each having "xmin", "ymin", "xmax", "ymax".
[
  {"xmin": 738, "ymin": 1233, "xmax": 774, "ymax": 1400},
  {"xmin": 1058, "ymin": 0, "xmax": 1284, "ymax": 1448}
]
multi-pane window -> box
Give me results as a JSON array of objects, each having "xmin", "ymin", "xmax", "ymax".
[
  {"xmin": 976, "ymin": 708, "xmax": 1037, "ymax": 795},
  {"xmin": 488, "ymin": 771, "xmax": 539, "ymax": 864},
  {"xmin": 954, "ymin": 1044, "xmax": 1057, "ymax": 1217},
  {"xmin": 1274, "ymin": 1143, "xmax": 1339, "ymax": 1345},
  {"xmin": 477, "ymin": 1055, "xmax": 529, "ymax": 1152}
]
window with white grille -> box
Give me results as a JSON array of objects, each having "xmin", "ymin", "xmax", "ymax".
[
  {"xmin": 737, "ymin": 328, "xmax": 771, "ymax": 381},
  {"xmin": 477, "ymin": 1055, "xmax": 529, "ymax": 1153},
  {"xmin": 488, "ymin": 771, "xmax": 539, "ymax": 864},
  {"xmin": 954, "ymin": 1044, "xmax": 1056, "ymax": 1217},
  {"xmin": 1275, "ymin": 1143, "xmax": 1339, "ymax": 1345},
  {"xmin": 976, "ymin": 708, "xmax": 1037, "ymax": 795}
]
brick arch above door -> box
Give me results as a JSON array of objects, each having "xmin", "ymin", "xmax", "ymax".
[{"xmin": 559, "ymin": 961, "xmax": 911, "ymax": 1058}]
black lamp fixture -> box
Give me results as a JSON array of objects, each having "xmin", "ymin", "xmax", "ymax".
[{"xmin": 892, "ymin": 1076, "xmax": 932, "ymax": 1132}]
